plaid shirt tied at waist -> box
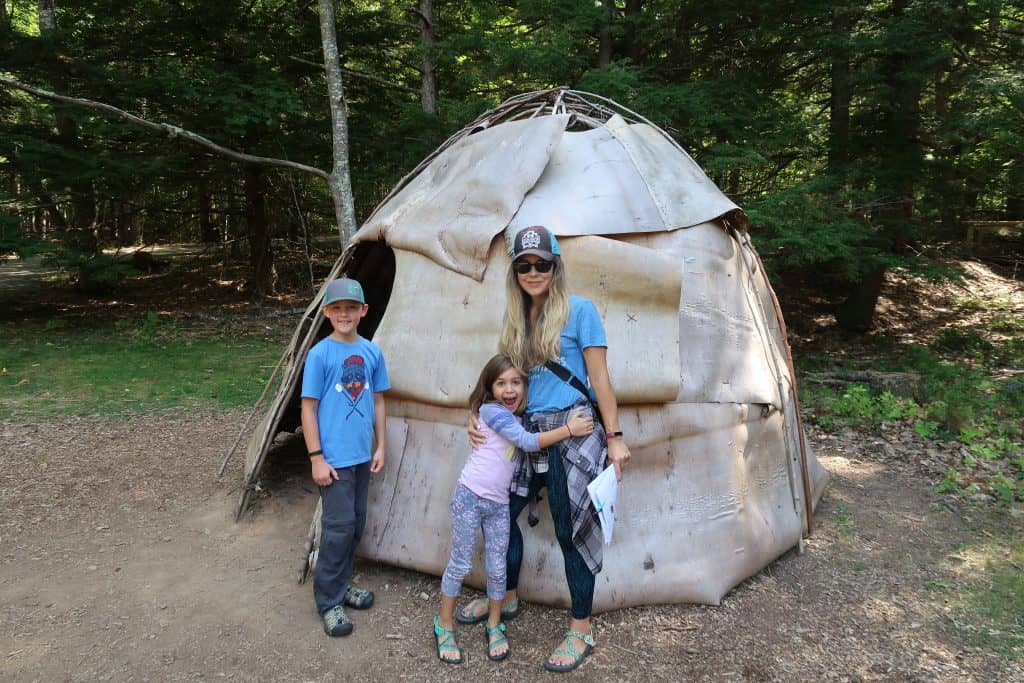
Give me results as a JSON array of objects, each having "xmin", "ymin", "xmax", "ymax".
[{"xmin": 510, "ymin": 400, "xmax": 606, "ymax": 575}]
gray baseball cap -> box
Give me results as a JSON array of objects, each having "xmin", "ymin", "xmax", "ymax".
[
  {"xmin": 323, "ymin": 277, "xmax": 365, "ymax": 305},
  {"xmin": 511, "ymin": 225, "xmax": 561, "ymax": 261}
]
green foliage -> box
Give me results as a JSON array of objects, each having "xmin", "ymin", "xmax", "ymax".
[
  {"xmin": 826, "ymin": 386, "xmax": 920, "ymax": 425},
  {"xmin": 935, "ymin": 469, "xmax": 960, "ymax": 494},
  {"xmin": 0, "ymin": 221, "xmax": 53, "ymax": 257},
  {"xmin": 51, "ymin": 250, "xmax": 140, "ymax": 294},
  {"xmin": 747, "ymin": 180, "xmax": 890, "ymax": 282},
  {"xmin": 944, "ymin": 534, "xmax": 1024, "ymax": 660},
  {"xmin": 914, "ymin": 419, "xmax": 940, "ymax": 439},
  {"xmin": 932, "ymin": 328, "xmax": 994, "ymax": 354},
  {"xmin": 804, "ymin": 299, "xmax": 1024, "ymax": 506},
  {"xmin": 833, "ymin": 503, "xmax": 855, "ymax": 536},
  {"xmin": 0, "ymin": 317, "xmax": 283, "ymax": 419},
  {"xmin": 1, "ymin": 0, "xmax": 1022, "ymax": 310}
]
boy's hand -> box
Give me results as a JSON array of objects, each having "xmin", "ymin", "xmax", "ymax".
[
  {"xmin": 370, "ymin": 446, "xmax": 385, "ymax": 473},
  {"xmin": 311, "ymin": 456, "xmax": 338, "ymax": 486}
]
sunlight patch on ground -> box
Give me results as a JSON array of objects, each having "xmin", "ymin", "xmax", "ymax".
[{"xmin": 817, "ymin": 455, "xmax": 887, "ymax": 482}]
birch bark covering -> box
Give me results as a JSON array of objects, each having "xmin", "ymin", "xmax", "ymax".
[{"xmin": 373, "ymin": 236, "xmax": 682, "ymax": 407}]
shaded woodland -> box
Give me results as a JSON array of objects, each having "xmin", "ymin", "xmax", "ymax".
[{"xmin": 1, "ymin": 0, "xmax": 1022, "ymax": 328}]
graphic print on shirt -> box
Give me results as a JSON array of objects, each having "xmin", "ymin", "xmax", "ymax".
[{"xmin": 334, "ymin": 354, "xmax": 367, "ymax": 418}]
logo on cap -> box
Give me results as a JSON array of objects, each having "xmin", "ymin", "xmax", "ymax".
[{"xmin": 521, "ymin": 229, "xmax": 542, "ymax": 250}]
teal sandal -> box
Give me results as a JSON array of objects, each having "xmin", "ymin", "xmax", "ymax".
[
  {"xmin": 485, "ymin": 622, "xmax": 509, "ymax": 662},
  {"xmin": 455, "ymin": 596, "xmax": 521, "ymax": 625},
  {"xmin": 433, "ymin": 616, "xmax": 463, "ymax": 665},
  {"xmin": 542, "ymin": 629, "xmax": 595, "ymax": 673}
]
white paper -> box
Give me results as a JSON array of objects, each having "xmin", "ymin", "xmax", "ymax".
[{"xmin": 586, "ymin": 465, "xmax": 618, "ymax": 545}]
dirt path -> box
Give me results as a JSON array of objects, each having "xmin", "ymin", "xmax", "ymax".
[
  {"xmin": 0, "ymin": 256, "xmax": 58, "ymax": 300},
  {"xmin": 0, "ymin": 411, "xmax": 1019, "ymax": 682}
]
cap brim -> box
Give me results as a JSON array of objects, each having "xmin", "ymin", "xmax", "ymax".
[
  {"xmin": 513, "ymin": 249, "xmax": 555, "ymax": 261},
  {"xmin": 323, "ymin": 295, "xmax": 364, "ymax": 305}
]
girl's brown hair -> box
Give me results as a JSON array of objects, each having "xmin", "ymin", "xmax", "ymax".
[{"xmin": 468, "ymin": 354, "xmax": 526, "ymax": 414}]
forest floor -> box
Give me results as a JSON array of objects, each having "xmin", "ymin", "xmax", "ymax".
[{"xmin": 1, "ymin": 251, "xmax": 1021, "ymax": 681}]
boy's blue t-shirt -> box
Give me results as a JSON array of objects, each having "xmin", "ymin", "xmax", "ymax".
[
  {"xmin": 301, "ymin": 335, "xmax": 390, "ymax": 468},
  {"xmin": 526, "ymin": 295, "xmax": 607, "ymax": 414}
]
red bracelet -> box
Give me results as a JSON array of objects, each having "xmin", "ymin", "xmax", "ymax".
[{"xmin": 606, "ymin": 431, "xmax": 623, "ymax": 440}]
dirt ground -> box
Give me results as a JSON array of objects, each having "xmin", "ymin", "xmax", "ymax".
[
  {"xmin": 1, "ymin": 410, "xmax": 1020, "ymax": 682},
  {"xmin": 2, "ymin": 253, "xmax": 1021, "ymax": 681}
]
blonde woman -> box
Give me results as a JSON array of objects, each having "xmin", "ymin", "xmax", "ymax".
[{"xmin": 464, "ymin": 226, "xmax": 630, "ymax": 673}]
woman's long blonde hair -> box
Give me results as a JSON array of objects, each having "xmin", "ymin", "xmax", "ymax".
[{"xmin": 498, "ymin": 258, "xmax": 570, "ymax": 370}]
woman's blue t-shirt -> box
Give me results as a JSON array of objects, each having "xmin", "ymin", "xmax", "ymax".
[{"xmin": 526, "ymin": 295, "xmax": 607, "ymax": 415}]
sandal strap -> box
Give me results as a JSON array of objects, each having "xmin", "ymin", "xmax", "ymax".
[
  {"xmin": 459, "ymin": 596, "xmax": 488, "ymax": 618},
  {"xmin": 556, "ymin": 629, "xmax": 595, "ymax": 656},
  {"xmin": 433, "ymin": 616, "xmax": 460, "ymax": 651},
  {"xmin": 486, "ymin": 622, "xmax": 508, "ymax": 651}
]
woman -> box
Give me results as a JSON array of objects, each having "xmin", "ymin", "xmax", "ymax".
[{"xmin": 464, "ymin": 225, "xmax": 630, "ymax": 672}]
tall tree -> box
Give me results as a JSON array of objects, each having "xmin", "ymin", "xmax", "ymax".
[
  {"xmin": 318, "ymin": 0, "xmax": 358, "ymax": 245},
  {"xmin": 417, "ymin": 0, "xmax": 438, "ymax": 114}
]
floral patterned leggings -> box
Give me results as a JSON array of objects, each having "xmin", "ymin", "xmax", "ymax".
[{"xmin": 441, "ymin": 483, "xmax": 511, "ymax": 601}]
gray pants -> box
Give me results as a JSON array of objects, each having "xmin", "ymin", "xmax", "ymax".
[{"xmin": 314, "ymin": 461, "xmax": 369, "ymax": 615}]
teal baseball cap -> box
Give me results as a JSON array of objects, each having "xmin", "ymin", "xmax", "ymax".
[
  {"xmin": 323, "ymin": 277, "xmax": 365, "ymax": 305},
  {"xmin": 511, "ymin": 226, "xmax": 561, "ymax": 261}
]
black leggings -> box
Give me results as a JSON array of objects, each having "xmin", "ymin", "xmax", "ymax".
[{"xmin": 505, "ymin": 449, "xmax": 595, "ymax": 619}]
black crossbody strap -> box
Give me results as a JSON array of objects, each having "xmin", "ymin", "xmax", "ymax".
[
  {"xmin": 544, "ymin": 360, "xmax": 606, "ymax": 429},
  {"xmin": 544, "ymin": 360, "xmax": 591, "ymax": 400}
]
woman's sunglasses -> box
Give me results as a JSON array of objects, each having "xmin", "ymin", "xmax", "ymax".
[{"xmin": 513, "ymin": 260, "xmax": 554, "ymax": 274}]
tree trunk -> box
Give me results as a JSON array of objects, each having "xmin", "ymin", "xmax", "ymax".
[
  {"xmin": 933, "ymin": 69, "xmax": 961, "ymax": 236},
  {"xmin": 623, "ymin": 0, "xmax": 644, "ymax": 64},
  {"xmin": 1007, "ymin": 162, "xmax": 1024, "ymax": 220},
  {"xmin": 418, "ymin": 0, "xmax": 438, "ymax": 115},
  {"xmin": 836, "ymin": 264, "xmax": 886, "ymax": 332},
  {"xmin": 198, "ymin": 176, "xmax": 217, "ymax": 243},
  {"xmin": 727, "ymin": 168, "xmax": 740, "ymax": 197},
  {"xmin": 26, "ymin": 176, "xmax": 68, "ymax": 232},
  {"xmin": 38, "ymin": 0, "xmax": 97, "ymax": 253},
  {"xmin": 244, "ymin": 167, "xmax": 276, "ymax": 298},
  {"xmin": 318, "ymin": 0, "xmax": 359, "ymax": 246},
  {"xmin": 598, "ymin": 0, "xmax": 614, "ymax": 67},
  {"xmin": 877, "ymin": 0, "xmax": 923, "ymax": 250},
  {"xmin": 827, "ymin": 6, "xmax": 851, "ymax": 178},
  {"xmin": 37, "ymin": 0, "xmax": 54, "ymax": 31}
]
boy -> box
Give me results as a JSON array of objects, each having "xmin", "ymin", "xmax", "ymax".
[{"xmin": 301, "ymin": 277, "xmax": 390, "ymax": 637}]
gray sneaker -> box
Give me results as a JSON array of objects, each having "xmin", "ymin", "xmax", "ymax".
[
  {"xmin": 322, "ymin": 605, "xmax": 353, "ymax": 637},
  {"xmin": 344, "ymin": 586, "xmax": 374, "ymax": 610}
]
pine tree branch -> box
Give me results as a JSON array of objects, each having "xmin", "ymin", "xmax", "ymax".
[{"xmin": 0, "ymin": 76, "xmax": 331, "ymax": 182}]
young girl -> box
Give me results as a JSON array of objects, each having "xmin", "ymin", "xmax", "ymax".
[{"xmin": 434, "ymin": 354, "xmax": 593, "ymax": 665}]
